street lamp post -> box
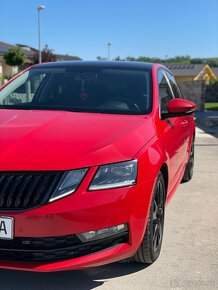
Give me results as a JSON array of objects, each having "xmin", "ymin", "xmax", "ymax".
[
  {"xmin": 107, "ymin": 42, "xmax": 112, "ymax": 60},
  {"xmin": 37, "ymin": 5, "xmax": 45, "ymax": 64}
]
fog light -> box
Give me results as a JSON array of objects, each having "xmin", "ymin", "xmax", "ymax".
[{"xmin": 76, "ymin": 223, "xmax": 128, "ymax": 243}]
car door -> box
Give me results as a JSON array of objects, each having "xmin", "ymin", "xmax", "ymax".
[
  {"xmin": 165, "ymin": 70, "xmax": 192, "ymax": 166},
  {"xmin": 157, "ymin": 69, "xmax": 187, "ymax": 194}
]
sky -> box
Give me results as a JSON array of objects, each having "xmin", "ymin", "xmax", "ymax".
[{"xmin": 0, "ymin": 0, "xmax": 218, "ymax": 60}]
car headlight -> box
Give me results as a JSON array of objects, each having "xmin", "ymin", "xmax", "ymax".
[
  {"xmin": 49, "ymin": 168, "xmax": 88, "ymax": 202},
  {"xmin": 89, "ymin": 160, "xmax": 137, "ymax": 191}
]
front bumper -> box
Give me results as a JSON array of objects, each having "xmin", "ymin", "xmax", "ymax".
[{"xmin": 0, "ymin": 170, "xmax": 154, "ymax": 272}]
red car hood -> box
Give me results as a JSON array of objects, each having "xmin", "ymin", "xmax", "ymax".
[{"xmin": 0, "ymin": 109, "xmax": 155, "ymax": 171}]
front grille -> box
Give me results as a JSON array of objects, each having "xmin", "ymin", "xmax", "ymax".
[
  {"xmin": 0, "ymin": 232, "xmax": 128, "ymax": 262},
  {"xmin": 0, "ymin": 171, "xmax": 63, "ymax": 210}
]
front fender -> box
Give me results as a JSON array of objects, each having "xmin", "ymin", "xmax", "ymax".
[
  {"xmin": 129, "ymin": 135, "xmax": 169, "ymax": 245},
  {"xmin": 134, "ymin": 135, "xmax": 168, "ymax": 184}
]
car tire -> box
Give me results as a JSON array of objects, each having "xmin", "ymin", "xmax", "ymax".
[
  {"xmin": 182, "ymin": 139, "xmax": 194, "ymax": 183},
  {"xmin": 132, "ymin": 172, "xmax": 165, "ymax": 264}
]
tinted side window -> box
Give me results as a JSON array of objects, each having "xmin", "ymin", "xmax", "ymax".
[
  {"xmin": 158, "ymin": 70, "xmax": 174, "ymax": 113},
  {"xmin": 165, "ymin": 71, "xmax": 182, "ymax": 99},
  {"xmin": 1, "ymin": 73, "xmax": 45, "ymax": 105}
]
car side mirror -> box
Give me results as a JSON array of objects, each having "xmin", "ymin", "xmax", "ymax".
[{"xmin": 161, "ymin": 99, "xmax": 196, "ymax": 119}]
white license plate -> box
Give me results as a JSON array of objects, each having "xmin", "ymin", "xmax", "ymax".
[{"xmin": 0, "ymin": 216, "xmax": 14, "ymax": 240}]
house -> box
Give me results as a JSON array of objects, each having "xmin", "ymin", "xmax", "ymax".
[
  {"xmin": 55, "ymin": 54, "xmax": 81, "ymax": 62},
  {"xmin": 16, "ymin": 44, "xmax": 81, "ymax": 62},
  {"xmin": 211, "ymin": 67, "xmax": 218, "ymax": 79},
  {"xmin": 166, "ymin": 64, "xmax": 217, "ymax": 84},
  {"xmin": 165, "ymin": 64, "xmax": 217, "ymax": 111},
  {"xmin": 0, "ymin": 41, "xmax": 81, "ymax": 78}
]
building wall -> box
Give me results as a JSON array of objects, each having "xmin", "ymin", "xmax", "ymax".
[
  {"xmin": 0, "ymin": 62, "xmax": 2, "ymax": 75},
  {"xmin": 178, "ymin": 80, "xmax": 206, "ymax": 111},
  {"xmin": 0, "ymin": 55, "xmax": 3, "ymax": 76}
]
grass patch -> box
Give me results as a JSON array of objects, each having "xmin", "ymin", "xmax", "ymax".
[{"xmin": 204, "ymin": 102, "xmax": 218, "ymax": 111}]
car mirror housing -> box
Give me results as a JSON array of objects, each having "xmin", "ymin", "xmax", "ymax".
[{"xmin": 161, "ymin": 99, "xmax": 196, "ymax": 119}]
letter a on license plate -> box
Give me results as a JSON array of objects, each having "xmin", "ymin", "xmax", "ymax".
[{"xmin": 0, "ymin": 217, "xmax": 14, "ymax": 240}]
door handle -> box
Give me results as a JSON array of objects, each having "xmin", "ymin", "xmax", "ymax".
[{"xmin": 181, "ymin": 120, "xmax": 188, "ymax": 127}]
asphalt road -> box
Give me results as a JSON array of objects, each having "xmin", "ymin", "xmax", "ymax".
[{"xmin": 0, "ymin": 126, "xmax": 218, "ymax": 290}]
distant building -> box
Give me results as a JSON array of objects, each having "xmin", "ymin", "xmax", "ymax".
[
  {"xmin": 0, "ymin": 41, "xmax": 81, "ymax": 77},
  {"xmin": 166, "ymin": 64, "xmax": 217, "ymax": 84},
  {"xmin": 16, "ymin": 43, "xmax": 81, "ymax": 63},
  {"xmin": 55, "ymin": 54, "xmax": 81, "ymax": 62},
  {"xmin": 211, "ymin": 67, "xmax": 218, "ymax": 79}
]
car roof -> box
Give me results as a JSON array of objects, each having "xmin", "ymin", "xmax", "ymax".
[{"xmin": 33, "ymin": 60, "xmax": 154, "ymax": 70}]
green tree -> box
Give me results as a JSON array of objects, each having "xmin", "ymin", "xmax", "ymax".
[
  {"xmin": 190, "ymin": 58, "xmax": 204, "ymax": 64},
  {"xmin": 4, "ymin": 47, "xmax": 25, "ymax": 67},
  {"xmin": 126, "ymin": 56, "xmax": 136, "ymax": 61},
  {"xmin": 96, "ymin": 55, "xmax": 218, "ymax": 66},
  {"xmin": 114, "ymin": 56, "xmax": 126, "ymax": 61},
  {"xmin": 206, "ymin": 59, "xmax": 218, "ymax": 67}
]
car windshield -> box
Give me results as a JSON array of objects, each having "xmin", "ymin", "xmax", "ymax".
[{"xmin": 0, "ymin": 66, "xmax": 151, "ymax": 115}]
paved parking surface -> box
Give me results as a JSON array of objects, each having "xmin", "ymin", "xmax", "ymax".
[{"xmin": 0, "ymin": 126, "xmax": 218, "ymax": 290}]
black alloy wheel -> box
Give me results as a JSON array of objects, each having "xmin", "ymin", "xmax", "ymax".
[
  {"xmin": 182, "ymin": 139, "xmax": 195, "ymax": 182},
  {"xmin": 133, "ymin": 172, "xmax": 165, "ymax": 264},
  {"xmin": 152, "ymin": 178, "xmax": 165, "ymax": 257}
]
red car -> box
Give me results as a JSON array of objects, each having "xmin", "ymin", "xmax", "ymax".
[{"xmin": 0, "ymin": 61, "xmax": 195, "ymax": 272}]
